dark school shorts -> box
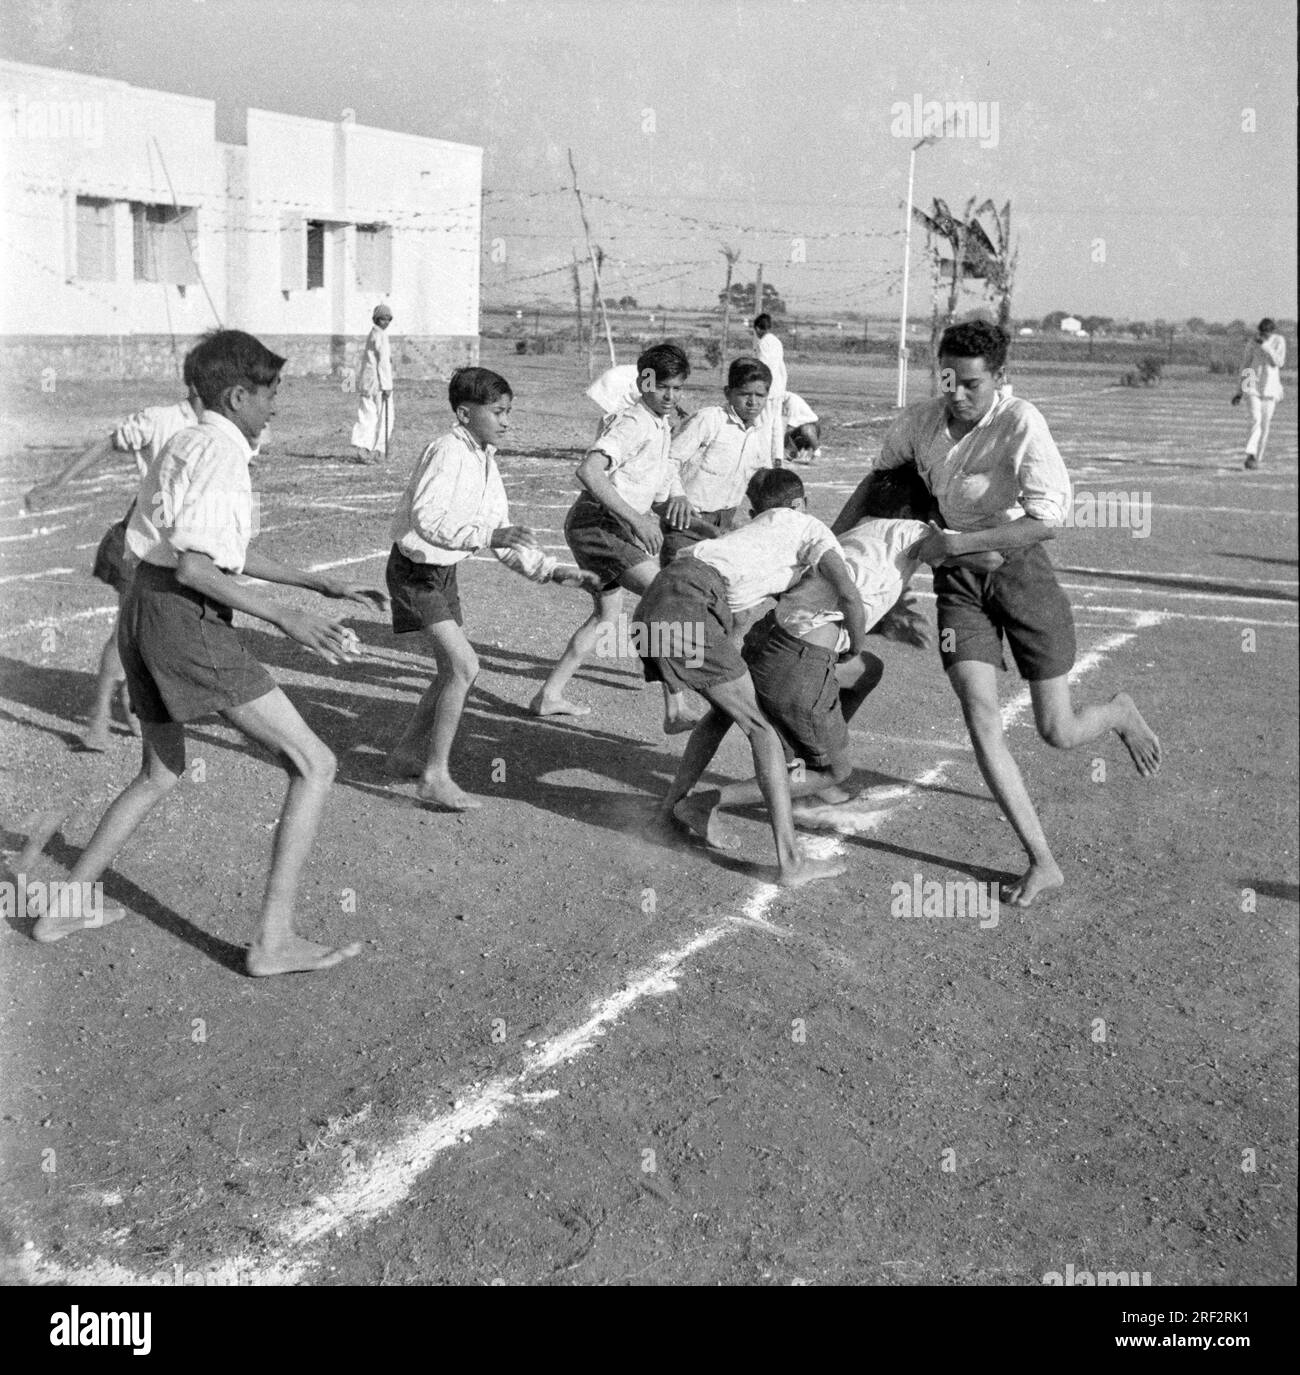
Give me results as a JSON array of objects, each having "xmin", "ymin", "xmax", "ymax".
[
  {"xmin": 933, "ymin": 542, "xmax": 1076, "ymax": 681},
  {"xmin": 564, "ymin": 493, "xmax": 657, "ymax": 592},
  {"xmin": 743, "ymin": 612, "xmax": 849, "ymax": 769},
  {"xmin": 118, "ymin": 562, "xmax": 276, "ymax": 725},
  {"xmin": 91, "ymin": 501, "xmax": 137, "ymax": 593},
  {"xmin": 659, "ymin": 506, "xmax": 737, "ymax": 565},
  {"xmin": 632, "ymin": 556, "xmax": 747, "ymax": 696},
  {"xmin": 386, "ymin": 545, "xmax": 463, "ymax": 632}
]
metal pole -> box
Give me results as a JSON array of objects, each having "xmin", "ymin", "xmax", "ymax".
[{"xmin": 896, "ymin": 146, "xmax": 918, "ymax": 408}]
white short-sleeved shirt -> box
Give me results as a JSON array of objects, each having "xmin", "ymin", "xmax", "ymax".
[
  {"xmin": 755, "ymin": 333, "xmax": 787, "ymax": 397},
  {"xmin": 669, "ymin": 404, "xmax": 773, "ymax": 512},
  {"xmin": 783, "ymin": 392, "xmax": 818, "ymax": 427},
  {"xmin": 690, "ymin": 506, "xmax": 839, "ymax": 613},
  {"xmin": 391, "ymin": 424, "xmax": 558, "ymax": 579},
  {"xmin": 877, "ymin": 393, "xmax": 1071, "ymax": 531},
  {"xmin": 112, "ymin": 400, "xmax": 199, "ymax": 479},
  {"xmin": 588, "ymin": 401, "xmax": 683, "ymax": 513},
  {"xmin": 776, "ymin": 517, "xmax": 930, "ymax": 648},
  {"xmin": 586, "ymin": 364, "xmax": 641, "ymax": 415},
  {"xmin": 1241, "ymin": 334, "xmax": 1286, "ymax": 401},
  {"xmin": 127, "ymin": 412, "xmax": 257, "ymax": 575}
]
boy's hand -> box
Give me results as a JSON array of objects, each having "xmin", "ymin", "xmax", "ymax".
[
  {"xmin": 661, "ymin": 496, "xmax": 693, "ymax": 530},
  {"xmin": 632, "ymin": 514, "xmax": 664, "ymax": 555},
  {"xmin": 1230, "ymin": 392, "xmax": 1242, "ymax": 406},
  {"xmin": 947, "ymin": 550, "xmax": 1004, "ymax": 572},
  {"xmin": 279, "ymin": 610, "xmax": 363, "ymax": 665},
  {"xmin": 23, "ymin": 483, "xmax": 52, "ymax": 513},
  {"xmin": 316, "ymin": 577, "xmax": 389, "ymax": 612},
  {"xmin": 490, "ymin": 524, "xmax": 540, "ymax": 552}
]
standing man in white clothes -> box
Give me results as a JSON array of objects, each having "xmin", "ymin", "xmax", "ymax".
[
  {"xmin": 352, "ymin": 303, "xmax": 394, "ymax": 464},
  {"xmin": 1232, "ymin": 317, "xmax": 1286, "ymax": 471}
]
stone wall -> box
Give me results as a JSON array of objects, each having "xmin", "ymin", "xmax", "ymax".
[{"xmin": 0, "ymin": 334, "xmax": 479, "ymax": 384}]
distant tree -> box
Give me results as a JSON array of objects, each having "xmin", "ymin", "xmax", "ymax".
[
  {"xmin": 1081, "ymin": 315, "xmax": 1114, "ymax": 336},
  {"xmin": 615, "ymin": 295, "xmax": 638, "ymax": 309},
  {"xmin": 1185, "ymin": 317, "xmax": 1208, "ymax": 335},
  {"xmin": 718, "ymin": 281, "xmax": 786, "ymax": 314},
  {"xmin": 1206, "ymin": 322, "xmax": 1228, "ymax": 336},
  {"xmin": 1040, "ymin": 310, "xmax": 1072, "ymax": 331}
]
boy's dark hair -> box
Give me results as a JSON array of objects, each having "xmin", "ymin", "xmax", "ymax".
[
  {"xmin": 1258, "ymin": 317, "xmax": 1276, "ymax": 334},
  {"xmin": 449, "ymin": 366, "xmax": 512, "ymax": 410},
  {"xmin": 185, "ymin": 330, "xmax": 286, "ymax": 409},
  {"xmin": 747, "ymin": 467, "xmax": 804, "ymax": 512},
  {"xmin": 788, "ymin": 429, "xmax": 816, "ymax": 452},
  {"xmin": 938, "ymin": 320, "xmax": 1009, "ymax": 373},
  {"xmin": 636, "ymin": 342, "xmax": 690, "ymax": 384},
  {"xmin": 726, "ymin": 356, "xmax": 773, "ymax": 391},
  {"xmin": 854, "ymin": 464, "xmax": 937, "ymax": 522},
  {"xmin": 752, "ymin": 313, "xmax": 772, "ymax": 333}
]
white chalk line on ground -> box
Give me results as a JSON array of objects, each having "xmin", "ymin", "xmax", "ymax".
[
  {"xmin": 0, "ymin": 524, "xmax": 66, "ymax": 544},
  {"xmin": 0, "ymin": 567, "xmax": 73, "ymax": 586},
  {"xmin": 0, "ymin": 605, "xmax": 116, "ymax": 641},
  {"xmin": 22, "ymin": 613, "xmax": 1156, "ymax": 1286}
]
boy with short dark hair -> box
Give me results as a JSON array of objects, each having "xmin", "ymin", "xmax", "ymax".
[
  {"xmin": 833, "ymin": 320, "xmax": 1161, "ymax": 907},
  {"xmin": 661, "ymin": 355, "xmax": 775, "ymax": 561},
  {"xmin": 385, "ymin": 366, "xmax": 598, "ymax": 809},
  {"xmin": 29, "ymin": 330, "xmax": 388, "ymax": 974},
  {"xmin": 635, "ymin": 468, "xmax": 863, "ymax": 887},
  {"xmin": 531, "ymin": 342, "xmax": 698, "ymax": 730}
]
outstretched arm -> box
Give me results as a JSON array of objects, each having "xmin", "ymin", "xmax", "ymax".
[
  {"xmin": 912, "ymin": 516, "xmax": 1056, "ymax": 566},
  {"xmin": 25, "ymin": 436, "xmax": 119, "ymax": 510},
  {"xmin": 240, "ymin": 548, "xmax": 388, "ymax": 612}
]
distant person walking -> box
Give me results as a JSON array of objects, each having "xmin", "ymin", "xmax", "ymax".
[
  {"xmin": 1232, "ymin": 317, "xmax": 1285, "ymax": 470},
  {"xmin": 352, "ymin": 303, "xmax": 394, "ymax": 463},
  {"xmin": 752, "ymin": 313, "xmax": 787, "ymax": 400}
]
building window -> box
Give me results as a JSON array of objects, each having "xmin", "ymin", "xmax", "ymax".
[
  {"xmin": 75, "ymin": 196, "xmax": 115, "ymax": 281},
  {"xmin": 131, "ymin": 203, "xmax": 198, "ymax": 284},
  {"xmin": 306, "ymin": 220, "xmax": 325, "ymax": 290},
  {"xmin": 355, "ymin": 224, "xmax": 392, "ymax": 293}
]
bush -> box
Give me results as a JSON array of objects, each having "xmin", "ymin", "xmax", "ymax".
[
  {"xmin": 1137, "ymin": 356, "xmax": 1163, "ymax": 384},
  {"xmin": 702, "ymin": 339, "xmax": 722, "ymax": 368}
]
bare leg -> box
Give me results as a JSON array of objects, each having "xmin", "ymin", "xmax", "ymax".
[
  {"xmin": 34, "ymin": 718, "xmax": 185, "ymax": 941},
  {"xmin": 82, "ymin": 606, "xmax": 127, "ymax": 751},
  {"xmin": 222, "ymin": 689, "xmax": 360, "ymax": 976},
  {"xmin": 531, "ymin": 588, "xmax": 622, "ymax": 718},
  {"xmin": 1029, "ymin": 675, "xmax": 1161, "ymax": 777},
  {"xmin": 389, "ymin": 620, "xmax": 482, "ymax": 809},
  {"xmin": 948, "ymin": 661, "xmax": 1063, "ymax": 907}
]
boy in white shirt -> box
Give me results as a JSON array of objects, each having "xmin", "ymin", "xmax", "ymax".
[
  {"xmin": 662, "ymin": 356, "xmax": 775, "ymax": 560},
  {"xmin": 385, "ymin": 367, "xmax": 598, "ymax": 810},
  {"xmin": 634, "ymin": 468, "xmax": 863, "ymax": 888},
  {"xmin": 752, "ymin": 313, "xmax": 787, "ymax": 399},
  {"xmin": 1231, "ymin": 317, "xmax": 1286, "ymax": 470},
  {"xmin": 531, "ymin": 343, "xmax": 697, "ymax": 731},
  {"xmin": 29, "ymin": 330, "xmax": 388, "ymax": 975},
  {"xmin": 26, "ymin": 377, "xmax": 202, "ymax": 750},
  {"xmin": 834, "ymin": 321, "xmax": 1160, "ymax": 907}
]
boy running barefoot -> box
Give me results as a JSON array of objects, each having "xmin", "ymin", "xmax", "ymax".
[
  {"xmin": 29, "ymin": 331, "xmax": 387, "ymax": 973},
  {"xmin": 834, "ymin": 321, "xmax": 1161, "ymax": 907},
  {"xmin": 638, "ymin": 469, "xmax": 863, "ymax": 888},
  {"xmin": 531, "ymin": 343, "xmax": 699, "ymax": 732},
  {"xmin": 30, "ymin": 332, "xmax": 385, "ymax": 973},
  {"xmin": 673, "ymin": 465, "xmax": 1027, "ymax": 847},
  {"xmin": 384, "ymin": 367, "xmax": 599, "ymax": 809},
  {"xmin": 661, "ymin": 356, "xmax": 775, "ymax": 561},
  {"xmin": 25, "ymin": 377, "xmax": 202, "ymax": 750}
]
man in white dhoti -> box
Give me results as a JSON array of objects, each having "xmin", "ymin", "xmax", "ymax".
[
  {"xmin": 352, "ymin": 303, "xmax": 394, "ymax": 463},
  {"xmin": 1231, "ymin": 318, "xmax": 1286, "ymax": 470}
]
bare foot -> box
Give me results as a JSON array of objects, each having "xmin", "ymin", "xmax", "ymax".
[
  {"xmin": 813, "ymin": 782, "xmax": 853, "ymax": 804},
  {"xmin": 33, "ymin": 902, "xmax": 127, "ymax": 944},
  {"xmin": 1112, "ymin": 693, "xmax": 1161, "ymax": 777},
  {"xmin": 247, "ymin": 936, "xmax": 363, "ymax": 976},
  {"xmin": 663, "ymin": 712, "xmax": 704, "ymax": 736},
  {"xmin": 671, "ymin": 790, "xmax": 737, "ymax": 849},
  {"xmin": 79, "ymin": 725, "xmax": 112, "ymax": 752},
  {"xmin": 777, "ymin": 854, "xmax": 848, "ymax": 888},
  {"xmin": 384, "ymin": 748, "xmax": 425, "ymax": 778},
  {"xmin": 1002, "ymin": 859, "xmax": 1064, "ymax": 908},
  {"xmin": 417, "ymin": 775, "xmax": 484, "ymax": 811},
  {"xmin": 529, "ymin": 691, "xmax": 592, "ymax": 719},
  {"xmin": 15, "ymin": 806, "xmax": 71, "ymax": 872}
]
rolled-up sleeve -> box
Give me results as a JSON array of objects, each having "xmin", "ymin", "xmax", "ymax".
[
  {"xmin": 1016, "ymin": 411, "xmax": 1071, "ymax": 527},
  {"xmin": 876, "ymin": 410, "xmax": 918, "ymax": 470},
  {"xmin": 494, "ymin": 545, "xmax": 558, "ymax": 582},
  {"xmin": 112, "ymin": 409, "xmax": 157, "ymax": 454}
]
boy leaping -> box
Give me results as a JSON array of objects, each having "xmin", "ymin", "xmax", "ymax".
[
  {"xmin": 833, "ymin": 321, "xmax": 1161, "ymax": 907},
  {"xmin": 384, "ymin": 367, "xmax": 599, "ymax": 809},
  {"xmin": 636, "ymin": 468, "xmax": 863, "ymax": 887},
  {"xmin": 28, "ymin": 330, "xmax": 388, "ymax": 974}
]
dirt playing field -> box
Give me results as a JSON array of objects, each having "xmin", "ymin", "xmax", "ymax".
[{"xmin": 1, "ymin": 350, "xmax": 1295, "ymax": 1286}]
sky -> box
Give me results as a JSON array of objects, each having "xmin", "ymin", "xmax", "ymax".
[{"xmin": 2, "ymin": 0, "xmax": 1296, "ymax": 321}]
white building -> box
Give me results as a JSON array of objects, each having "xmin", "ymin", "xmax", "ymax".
[
  {"xmin": 0, "ymin": 60, "xmax": 481, "ymax": 378},
  {"xmin": 1059, "ymin": 315, "xmax": 1083, "ymax": 335}
]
